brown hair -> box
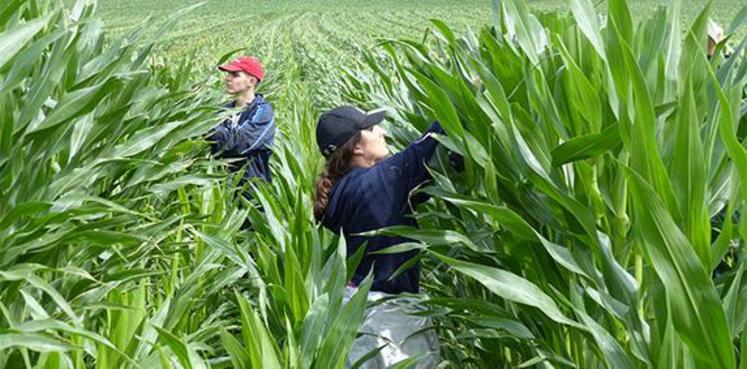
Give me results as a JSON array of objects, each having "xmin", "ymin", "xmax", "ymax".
[{"xmin": 313, "ymin": 132, "xmax": 362, "ymax": 221}]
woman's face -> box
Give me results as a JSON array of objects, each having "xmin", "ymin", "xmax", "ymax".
[{"xmin": 354, "ymin": 125, "xmax": 389, "ymax": 165}]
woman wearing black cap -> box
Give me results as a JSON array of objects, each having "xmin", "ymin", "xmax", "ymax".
[{"xmin": 314, "ymin": 105, "xmax": 445, "ymax": 368}]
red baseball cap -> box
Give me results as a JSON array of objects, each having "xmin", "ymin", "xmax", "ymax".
[{"xmin": 218, "ymin": 56, "xmax": 265, "ymax": 82}]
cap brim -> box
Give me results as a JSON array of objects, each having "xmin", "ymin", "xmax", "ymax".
[
  {"xmin": 360, "ymin": 110, "xmax": 386, "ymax": 128},
  {"xmin": 218, "ymin": 63, "xmax": 242, "ymax": 72}
]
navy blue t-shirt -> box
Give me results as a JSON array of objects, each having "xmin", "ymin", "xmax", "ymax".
[
  {"xmin": 321, "ymin": 122, "xmax": 445, "ymax": 294},
  {"xmin": 209, "ymin": 94, "xmax": 275, "ymax": 182}
]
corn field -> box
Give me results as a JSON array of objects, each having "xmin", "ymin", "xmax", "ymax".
[{"xmin": 0, "ymin": 0, "xmax": 745, "ymax": 368}]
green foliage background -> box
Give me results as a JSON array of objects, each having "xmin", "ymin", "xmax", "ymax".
[{"xmin": 0, "ymin": 0, "xmax": 745, "ymax": 368}]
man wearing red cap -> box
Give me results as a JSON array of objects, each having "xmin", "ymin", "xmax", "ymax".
[{"xmin": 209, "ymin": 56, "xmax": 275, "ymax": 188}]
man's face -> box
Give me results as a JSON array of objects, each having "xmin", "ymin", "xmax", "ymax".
[{"xmin": 224, "ymin": 70, "xmax": 257, "ymax": 95}]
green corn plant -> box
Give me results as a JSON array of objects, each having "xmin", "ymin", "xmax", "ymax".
[
  {"xmin": 340, "ymin": 0, "xmax": 746, "ymax": 367},
  {"xmin": 0, "ymin": 1, "xmax": 373, "ymax": 368},
  {"xmin": 0, "ymin": 0, "xmax": 251, "ymax": 367},
  {"xmin": 5, "ymin": 0, "xmax": 744, "ymax": 368},
  {"xmin": 0, "ymin": 0, "xmax": 243, "ymax": 367}
]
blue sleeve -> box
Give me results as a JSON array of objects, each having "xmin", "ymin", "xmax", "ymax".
[
  {"xmin": 209, "ymin": 103, "xmax": 275, "ymax": 157},
  {"xmin": 382, "ymin": 121, "xmax": 444, "ymax": 195}
]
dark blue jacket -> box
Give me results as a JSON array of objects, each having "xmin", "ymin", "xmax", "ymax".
[
  {"xmin": 321, "ymin": 122, "xmax": 445, "ymax": 294},
  {"xmin": 209, "ymin": 94, "xmax": 275, "ymax": 182}
]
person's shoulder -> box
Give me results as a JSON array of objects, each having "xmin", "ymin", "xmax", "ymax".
[
  {"xmin": 243, "ymin": 96, "xmax": 274, "ymax": 125},
  {"xmin": 255, "ymin": 94, "xmax": 273, "ymax": 108},
  {"xmin": 373, "ymin": 152, "xmax": 409, "ymax": 174},
  {"xmin": 356, "ymin": 160, "xmax": 406, "ymax": 190},
  {"xmin": 254, "ymin": 95, "xmax": 274, "ymax": 118}
]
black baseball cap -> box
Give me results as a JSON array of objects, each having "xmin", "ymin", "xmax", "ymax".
[{"xmin": 316, "ymin": 106, "xmax": 386, "ymax": 158}]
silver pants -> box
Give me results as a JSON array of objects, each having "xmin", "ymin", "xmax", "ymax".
[{"xmin": 343, "ymin": 287, "xmax": 440, "ymax": 369}]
